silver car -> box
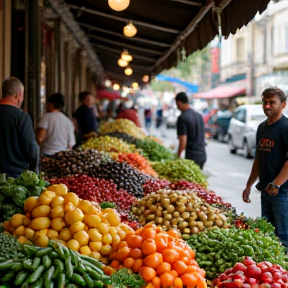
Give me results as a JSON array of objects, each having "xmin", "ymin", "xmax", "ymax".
[{"xmin": 227, "ymin": 105, "xmax": 267, "ymax": 158}]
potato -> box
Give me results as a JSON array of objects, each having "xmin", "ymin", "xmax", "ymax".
[
  {"xmin": 33, "ymin": 231, "xmax": 49, "ymax": 247},
  {"xmin": 38, "ymin": 190, "xmax": 56, "ymax": 205},
  {"xmin": 30, "ymin": 217, "xmax": 51, "ymax": 230},
  {"xmin": 10, "ymin": 214, "xmax": 28, "ymax": 228},
  {"xmin": 47, "ymin": 184, "xmax": 68, "ymax": 196},
  {"xmin": 50, "ymin": 205, "xmax": 65, "ymax": 218},
  {"xmin": 59, "ymin": 228, "xmax": 72, "ymax": 241},
  {"xmin": 32, "ymin": 205, "xmax": 51, "ymax": 218},
  {"xmin": 24, "ymin": 197, "xmax": 39, "ymax": 212},
  {"xmin": 51, "ymin": 196, "xmax": 65, "ymax": 208},
  {"xmin": 51, "ymin": 217, "xmax": 66, "ymax": 231},
  {"xmin": 13, "ymin": 225, "xmax": 25, "ymax": 237}
]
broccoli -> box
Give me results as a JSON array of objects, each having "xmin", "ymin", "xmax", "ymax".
[
  {"xmin": 0, "ymin": 182, "xmax": 16, "ymax": 197},
  {"xmin": 18, "ymin": 170, "xmax": 39, "ymax": 187},
  {"xmin": 1, "ymin": 203, "xmax": 20, "ymax": 221},
  {"xmin": 11, "ymin": 185, "xmax": 28, "ymax": 207}
]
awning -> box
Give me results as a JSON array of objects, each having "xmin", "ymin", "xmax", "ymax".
[
  {"xmin": 155, "ymin": 75, "xmax": 198, "ymax": 93},
  {"xmin": 96, "ymin": 89, "xmax": 122, "ymax": 100},
  {"xmin": 194, "ymin": 80, "xmax": 247, "ymax": 99}
]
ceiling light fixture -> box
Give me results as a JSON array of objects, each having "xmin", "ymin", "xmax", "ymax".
[
  {"xmin": 121, "ymin": 50, "xmax": 133, "ymax": 62},
  {"xmin": 123, "ymin": 20, "xmax": 137, "ymax": 37},
  {"xmin": 132, "ymin": 82, "xmax": 139, "ymax": 89},
  {"xmin": 113, "ymin": 83, "xmax": 120, "ymax": 90},
  {"xmin": 118, "ymin": 58, "xmax": 128, "ymax": 67},
  {"xmin": 142, "ymin": 75, "xmax": 149, "ymax": 83},
  {"xmin": 108, "ymin": 0, "xmax": 130, "ymax": 11},
  {"xmin": 124, "ymin": 67, "xmax": 133, "ymax": 76}
]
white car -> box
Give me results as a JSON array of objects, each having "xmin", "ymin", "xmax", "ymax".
[{"xmin": 227, "ymin": 105, "xmax": 267, "ymax": 158}]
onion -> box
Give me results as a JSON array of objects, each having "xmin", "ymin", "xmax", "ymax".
[
  {"xmin": 146, "ymin": 214, "xmax": 155, "ymax": 221},
  {"xmin": 166, "ymin": 205, "xmax": 175, "ymax": 213},
  {"xmin": 173, "ymin": 211, "xmax": 180, "ymax": 218},
  {"xmin": 181, "ymin": 212, "xmax": 190, "ymax": 220},
  {"xmin": 155, "ymin": 217, "xmax": 163, "ymax": 224},
  {"xmin": 150, "ymin": 205, "xmax": 157, "ymax": 213},
  {"xmin": 177, "ymin": 205, "xmax": 186, "ymax": 214}
]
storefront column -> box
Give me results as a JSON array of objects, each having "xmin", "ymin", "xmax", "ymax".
[
  {"xmin": 80, "ymin": 51, "xmax": 87, "ymax": 92},
  {"xmin": 26, "ymin": 0, "xmax": 41, "ymax": 125},
  {"xmin": 0, "ymin": 0, "xmax": 12, "ymax": 90},
  {"xmin": 64, "ymin": 39, "xmax": 73, "ymax": 117},
  {"xmin": 73, "ymin": 48, "xmax": 81, "ymax": 111}
]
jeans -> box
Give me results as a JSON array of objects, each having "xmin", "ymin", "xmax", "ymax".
[{"xmin": 261, "ymin": 191, "xmax": 288, "ymax": 248}]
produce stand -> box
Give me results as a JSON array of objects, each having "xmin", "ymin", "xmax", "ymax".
[{"xmin": 0, "ymin": 118, "xmax": 287, "ymax": 288}]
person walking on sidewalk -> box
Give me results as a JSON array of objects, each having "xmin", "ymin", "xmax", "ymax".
[
  {"xmin": 175, "ymin": 92, "xmax": 206, "ymax": 169},
  {"xmin": 242, "ymin": 87, "xmax": 288, "ymax": 248},
  {"xmin": 0, "ymin": 77, "xmax": 39, "ymax": 177}
]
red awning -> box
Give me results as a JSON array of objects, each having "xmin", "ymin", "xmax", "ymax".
[
  {"xmin": 96, "ymin": 89, "xmax": 121, "ymax": 101},
  {"xmin": 194, "ymin": 80, "xmax": 247, "ymax": 99}
]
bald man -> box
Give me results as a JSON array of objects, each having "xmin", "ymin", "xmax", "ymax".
[{"xmin": 0, "ymin": 77, "xmax": 39, "ymax": 177}]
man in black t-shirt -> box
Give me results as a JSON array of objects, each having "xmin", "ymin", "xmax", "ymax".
[
  {"xmin": 0, "ymin": 77, "xmax": 39, "ymax": 177},
  {"xmin": 175, "ymin": 92, "xmax": 206, "ymax": 169},
  {"xmin": 72, "ymin": 91, "xmax": 99, "ymax": 147},
  {"xmin": 242, "ymin": 87, "xmax": 288, "ymax": 248}
]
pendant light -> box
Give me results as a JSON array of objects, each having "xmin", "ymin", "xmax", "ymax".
[
  {"xmin": 124, "ymin": 67, "xmax": 133, "ymax": 76},
  {"xmin": 113, "ymin": 83, "xmax": 120, "ymax": 91},
  {"xmin": 123, "ymin": 20, "xmax": 137, "ymax": 37},
  {"xmin": 121, "ymin": 50, "xmax": 133, "ymax": 62},
  {"xmin": 118, "ymin": 58, "xmax": 128, "ymax": 67},
  {"xmin": 132, "ymin": 82, "xmax": 139, "ymax": 89},
  {"xmin": 108, "ymin": 0, "xmax": 130, "ymax": 11},
  {"xmin": 142, "ymin": 75, "xmax": 149, "ymax": 83}
]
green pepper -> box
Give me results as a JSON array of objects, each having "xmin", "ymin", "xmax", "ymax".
[
  {"xmin": 101, "ymin": 275, "xmax": 111, "ymax": 285},
  {"xmin": 44, "ymin": 265, "xmax": 55, "ymax": 287},
  {"xmin": 1, "ymin": 271, "xmax": 14, "ymax": 282},
  {"xmin": 36, "ymin": 247, "xmax": 53, "ymax": 258},
  {"xmin": 23, "ymin": 259, "xmax": 33, "ymax": 270},
  {"xmin": 65, "ymin": 257, "xmax": 73, "ymax": 279},
  {"xmin": 53, "ymin": 259, "xmax": 64, "ymax": 272},
  {"xmin": 12, "ymin": 262, "xmax": 23, "ymax": 272},
  {"xmin": 23, "ymin": 245, "xmax": 40, "ymax": 257},
  {"xmin": 69, "ymin": 250, "xmax": 79, "ymax": 266},
  {"xmin": 82, "ymin": 272, "xmax": 94, "ymax": 288},
  {"xmin": 14, "ymin": 271, "xmax": 29, "ymax": 286},
  {"xmin": 30, "ymin": 276, "xmax": 43, "ymax": 288},
  {"xmin": 0, "ymin": 259, "xmax": 14, "ymax": 270},
  {"xmin": 86, "ymin": 267, "xmax": 102, "ymax": 281},
  {"xmin": 27, "ymin": 265, "xmax": 45, "ymax": 283},
  {"xmin": 71, "ymin": 273, "xmax": 85, "ymax": 286},
  {"xmin": 93, "ymin": 280, "xmax": 104, "ymax": 288},
  {"xmin": 31, "ymin": 257, "xmax": 41, "ymax": 270},
  {"xmin": 42, "ymin": 255, "xmax": 52, "ymax": 268},
  {"xmin": 57, "ymin": 273, "xmax": 66, "ymax": 288}
]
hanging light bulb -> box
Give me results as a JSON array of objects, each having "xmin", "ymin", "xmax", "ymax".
[
  {"xmin": 108, "ymin": 0, "xmax": 130, "ymax": 11},
  {"xmin": 123, "ymin": 20, "xmax": 137, "ymax": 37},
  {"xmin": 124, "ymin": 67, "xmax": 133, "ymax": 76},
  {"xmin": 142, "ymin": 75, "xmax": 149, "ymax": 83},
  {"xmin": 121, "ymin": 50, "xmax": 133, "ymax": 62},
  {"xmin": 118, "ymin": 58, "xmax": 128, "ymax": 67},
  {"xmin": 113, "ymin": 83, "xmax": 120, "ymax": 91},
  {"xmin": 132, "ymin": 82, "xmax": 139, "ymax": 89}
]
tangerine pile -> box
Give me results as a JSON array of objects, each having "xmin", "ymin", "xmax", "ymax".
[{"xmin": 109, "ymin": 223, "xmax": 207, "ymax": 288}]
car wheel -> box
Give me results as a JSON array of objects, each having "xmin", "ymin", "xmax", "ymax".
[
  {"xmin": 243, "ymin": 140, "xmax": 252, "ymax": 159},
  {"xmin": 228, "ymin": 136, "xmax": 237, "ymax": 154}
]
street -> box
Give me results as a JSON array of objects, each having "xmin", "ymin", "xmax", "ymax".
[{"xmin": 152, "ymin": 125, "xmax": 261, "ymax": 219}]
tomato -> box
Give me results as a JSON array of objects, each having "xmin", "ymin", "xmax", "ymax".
[{"xmin": 143, "ymin": 252, "xmax": 163, "ymax": 269}]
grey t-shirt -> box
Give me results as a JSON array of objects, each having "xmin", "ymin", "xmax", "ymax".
[{"xmin": 37, "ymin": 112, "xmax": 76, "ymax": 155}]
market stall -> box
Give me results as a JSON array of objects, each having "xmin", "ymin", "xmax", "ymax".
[{"xmin": 0, "ymin": 118, "xmax": 287, "ymax": 288}]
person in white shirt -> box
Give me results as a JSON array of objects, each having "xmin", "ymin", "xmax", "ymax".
[{"xmin": 36, "ymin": 93, "xmax": 76, "ymax": 157}]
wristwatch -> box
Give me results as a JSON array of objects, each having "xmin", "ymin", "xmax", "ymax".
[{"xmin": 266, "ymin": 182, "xmax": 280, "ymax": 196}]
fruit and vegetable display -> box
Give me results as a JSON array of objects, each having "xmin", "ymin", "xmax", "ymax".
[
  {"xmin": 4, "ymin": 184, "xmax": 134, "ymax": 263},
  {"xmin": 103, "ymin": 132, "xmax": 137, "ymax": 145},
  {"xmin": 212, "ymin": 257, "xmax": 288, "ymax": 288},
  {"xmin": 151, "ymin": 159, "xmax": 208, "ymax": 187},
  {"xmin": 109, "ymin": 223, "xmax": 207, "ymax": 288},
  {"xmin": 131, "ymin": 190, "xmax": 229, "ymax": 238},
  {"xmin": 1, "ymin": 118, "xmax": 288, "ymax": 288},
  {"xmin": 82, "ymin": 136, "xmax": 135, "ymax": 153},
  {"xmin": 100, "ymin": 119, "xmax": 146, "ymax": 139},
  {"xmin": 41, "ymin": 149, "xmax": 111, "ymax": 178},
  {"xmin": 48, "ymin": 175, "xmax": 137, "ymax": 216},
  {"xmin": 116, "ymin": 153, "xmax": 158, "ymax": 177},
  {"xmin": 186, "ymin": 227, "xmax": 288, "ymax": 279},
  {"xmin": 135, "ymin": 138, "xmax": 176, "ymax": 162},
  {"xmin": 0, "ymin": 170, "xmax": 47, "ymax": 222},
  {"xmin": 0, "ymin": 234, "xmax": 110, "ymax": 287}
]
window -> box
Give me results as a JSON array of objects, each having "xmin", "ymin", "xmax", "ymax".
[
  {"xmin": 236, "ymin": 38, "xmax": 245, "ymax": 62},
  {"xmin": 285, "ymin": 25, "xmax": 288, "ymax": 53},
  {"xmin": 236, "ymin": 109, "xmax": 246, "ymax": 123}
]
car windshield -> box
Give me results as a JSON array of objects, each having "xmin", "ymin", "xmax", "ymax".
[{"xmin": 250, "ymin": 114, "xmax": 266, "ymax": 121}]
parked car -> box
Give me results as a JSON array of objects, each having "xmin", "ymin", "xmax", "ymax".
[
  {"xmin": 227, "ymin": 105, "xmax": 266, "ymax": 158},
  {"xmin": 164, "ymin": 107, "xmax": 180, "ymax": 128}
]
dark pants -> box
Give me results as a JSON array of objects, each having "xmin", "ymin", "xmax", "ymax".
[
  {"xmin": 261, "ymin": 191, "xmax": 288, "ymax": 248},
  {"xmin": 185, "ymin": 151, "xmax": 206, "ymax": 170}
]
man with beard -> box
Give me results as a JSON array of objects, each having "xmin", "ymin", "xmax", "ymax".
[{"xmin": 242, "ymin": 87, "xmax": 288, "ymax": 248}]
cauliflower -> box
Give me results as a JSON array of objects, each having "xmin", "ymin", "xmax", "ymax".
[{"xmin": 17, "ymin": 170, "xmax": 39, "ymax": 187}]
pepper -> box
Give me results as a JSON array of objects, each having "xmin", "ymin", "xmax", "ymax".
[
  {"xmin": 82, "ymin": 272, "xmax": 94, "ymax": 288},
  {"xmin": 12, "ymin": 262, "xmax": 23, "ymax": 272},
  {"xmin": 27, "ymin": 265, "xmax": 46, "ymax": 283},
  {"xmin": 71, "ymin": 273, "xmax": 86, "ymax": 287},
  {"xmin": 1, "ymin": 271, "xmax": 14, "ymax": 282},
  {"xmin": 0, "ymin": 259, "xmax": 14, "ymax": 270},
  {"xmin": 56, "ymin": 273, "xmax": 66, "ymax": 288},
  {"xmin": 44, "ymin": 265, "xmax": 55, "ymax": 287},
  {"xmin": 42, "ymin": 255, "xmax": 52, "ymax": 268},
  {"xmin": 36, "ymin": 247, "xmax": 53, "ymax": 258},
  {"xmin": 14, "ymin": 271, "xmax": 29, "ymax": 286},
  {"xmin": 65, "ymin": 257, "xmax": 73, "ymax": 279},
  {"xmin": 30, "ymin": 276, "xmax": 43, "ymax": 288},
  {"xmin": 31, "ymin": 257, "xmax": 41, "ymax": 270},
  {"xmin": 94, "ymin": 280, "xmax": 104, "ymax": 288}
]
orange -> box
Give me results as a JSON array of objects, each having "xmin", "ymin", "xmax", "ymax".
[
  {"xmin": 152, "ymin": 277, "xmax": 161, "ymax": 288},
  {"xmin": 139, "ymin": 266, "xmax": 156, "ymax": 282},
  {"xmin": 155, "ymin": 234, "xmax": 168, "ymax": 252},
  {"xmin": 159, "ymin": 272, "xmax": 174, "ymax": 288},
  {"xmin": 181, "ymin": 257, "xmax": 190, "ymax": 265},
  {"xmin": 126, "ymin": 234, "xmax": 143, "ymax": 249},
  {"xmin": 170, "ymin": 270, "xmax": 178, "ymax": 278},
  {"xmin": 162, "ymin": 248, "xmax": 179, "ymax": 264},
  {"xmin": 132, "ymin": 259, "xmax": 143, "ymax": 273},
  {"xmin": 116, "ymin": 247, "xmax": 130, "ymax": 262},
  {"xmin": 172, "ymin": 261, "xmax": 187, "ymax": 275},
  {"xmin": 123, "ymin": 257, "xmax": 135, "ymax": 269},
  {"xmin": 118, "ymin": 241, "xmax": 128, "ymax": 249},
  {"xmin": 143, "ymin": 252, "xmax": 163, "ymax": 269},
  {"xmin": 174, "ymin": 277, "xmax": 183, "ymax": 288},
  {"xmin": 186, "ymin": 246, "xmax": 196, "ymax": 259},
  {"xmin": 130, "ymin": 248, "xmax": 142, "ymax": 260},
  {"xmin": 142, "ymin": 239, "xmax": 157, "ymax": 255},
  {"xmin": 140, "ymin": 227, "xmax": 156, "ymax": 240},
  {"xmin": 167, "ymin": 229, "xmax": 180, "ymax": 240},
  {"xmin": 180, "ymin": 273, "xmax": 198, "ymax": 288},
  {"xmin": 186, "ymin": 265, "xmax": 198, "ymax": 273},
  {"xmin": 156, "ymin": 262, "xmax": 171, "ymax": 275}
]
